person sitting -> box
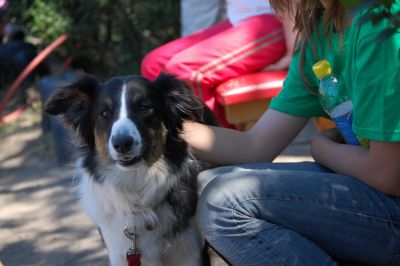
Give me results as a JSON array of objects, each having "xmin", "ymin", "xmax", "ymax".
[
  {"xmin": 180, "ymin": 0, "xmax": 226, "ymax": 37},
  {"xmin": 182, "ymin": 0, "xmax": 400, "ymax": 265},
  {"xmin": 141, "ymin": 0, "xmax": 296, "ymax": 126},
  {"xmin": 0, "ymin": 24, "xmax": 37, "ymax": 88}
]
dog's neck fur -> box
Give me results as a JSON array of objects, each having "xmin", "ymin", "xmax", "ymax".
[{"xmin": 77, "ymin": 153, "xmax": 198, "ymax": 235}]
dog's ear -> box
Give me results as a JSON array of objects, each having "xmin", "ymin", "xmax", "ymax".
[
  {"xmin": 44, "ymin": 74, "xmax": 99, "ymax": 144},
  {"xmin": 154, "ymin": 73, "xmax": 204, "ymax": 137}
]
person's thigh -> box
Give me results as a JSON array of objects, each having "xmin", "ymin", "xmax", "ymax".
[
  {"xmin": 164, "ymin": 14, "xmax": 286, "ymax": 99},
  {"xmin": 197, "ymin": 162, "xmax": 333, "ymax": 193},
  {"xmin": 140, "ymin": 20, "xmax": 231, "ymax": 80},
  {"xmin": 197, "ymin": 162, "xmax": 400, "ymax": 265}
]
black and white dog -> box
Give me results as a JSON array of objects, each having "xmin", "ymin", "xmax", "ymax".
[{"xmin": 45, "ymin": 73, "xmax": 217, "ymax": 266}]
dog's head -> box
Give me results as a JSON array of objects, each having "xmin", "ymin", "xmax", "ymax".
[{"xmin": 45, "ymin": 73, "xmax": 204, "ymax": 171}]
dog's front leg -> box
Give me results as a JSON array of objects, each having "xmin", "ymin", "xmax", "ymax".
[
  {"xmin": 98, "ymin": 219, "xmax": 132, "ymax": 266},
  {"xmin": 104, "ymin": 231, "xmax": 131, "ymax": 266}
]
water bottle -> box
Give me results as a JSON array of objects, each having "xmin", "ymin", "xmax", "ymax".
[{"xmin": 312, "ymin": 60, "xmax": 369, "ymax": 147}]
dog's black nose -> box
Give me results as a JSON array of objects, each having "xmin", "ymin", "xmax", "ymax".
[{"xmin": 112, "ymin": 135, "xmax": 134, "ymax": 154}]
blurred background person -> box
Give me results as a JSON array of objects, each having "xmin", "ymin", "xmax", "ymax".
[
  {"xmin": 141, "ymin": 0, "xmax": 295, "ymax": 126},
  {"xmin": 181, "ymin": 0, "xmax": 226, "ymax": 37}
]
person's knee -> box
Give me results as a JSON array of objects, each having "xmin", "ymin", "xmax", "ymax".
[
  {"xmin": 197, "ymin": 174, "xmax": 228, "ymax": 235},
  {"xmin": 141, "ymin": 50, "xmax": 162, "ymax": 80},
  {"xmin": 197, "ymin": 171, "xmax": 248, "ymax": 235},
  {"xmin": 197, "ymin": 166, "xmax": 236, "ymax": 194},
  {"xmin": 163, "ymin": 53, "xmax": 194, "ymax": 79}
]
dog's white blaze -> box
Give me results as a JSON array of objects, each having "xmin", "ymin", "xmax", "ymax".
[
  {"xmin": 119, "ymin": 83, "xmax": 128, "ymax": 119},
  {"xmin": 108, "ymin": 83, "xmax": 142, "ymax": 159}
]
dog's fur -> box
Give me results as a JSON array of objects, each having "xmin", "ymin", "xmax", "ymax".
[{"xmin": 45, "ymin": 73, "xmax": 216, "ymax": 266}]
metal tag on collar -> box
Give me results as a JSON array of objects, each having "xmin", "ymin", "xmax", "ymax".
[{"xmin": 124, "ymin": 227, "xmax": 141, "ymax": 266}]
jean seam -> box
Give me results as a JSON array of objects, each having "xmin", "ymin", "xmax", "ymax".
[
  {"xmin": 201, "ymin": 195, "xmax": 399, "ymax": 264},
  {"xmin": 230, "ymin": 199, "xmax": 288, "ymax": 265},
  {"xmin": 231, "ymin": 195, "xmax": 400, "ymax": 227},
  {"xmin": 228, "ymin": 195, "xmax": 394, "ymax": 266}
]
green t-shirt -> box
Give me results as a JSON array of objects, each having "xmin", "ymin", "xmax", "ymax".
[{"xmin": 270, "ymin": 5, "xmax": 400, "ymax": 142}]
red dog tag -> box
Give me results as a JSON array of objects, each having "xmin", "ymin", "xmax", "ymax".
[
  {"xmin": 124, "ymin": 227, "xmax": 141, "ymax": 266},
  {"xmin": 127, "ymin": 250, "xmax": 141, "ymax": 266}
]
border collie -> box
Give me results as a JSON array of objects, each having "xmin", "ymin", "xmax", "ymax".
[{"xmin": 44, "ymin": 73, "xmax": 216, "ymax": 266}]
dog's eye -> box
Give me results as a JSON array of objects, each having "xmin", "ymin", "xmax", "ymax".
[
  {"xmin": 136, "ymin": 103, "xmax": 153, "ymax": 114},
  {"xmin": 100, "ymin": 110, "xmax": 113, "ymax": 118}
]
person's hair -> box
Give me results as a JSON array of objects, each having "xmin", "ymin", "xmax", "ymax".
[{"xmin": 270, "ymin": 0, "xmax": 347, "ymax": 92}]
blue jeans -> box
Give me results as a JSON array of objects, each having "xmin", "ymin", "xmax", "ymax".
[{"xmin": 196, "ymin": 162, "xmax": 400, "ymax": 266}]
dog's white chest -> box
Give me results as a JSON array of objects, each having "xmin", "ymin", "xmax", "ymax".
[{"xmin": 78, "ymin": 172, "xmax": 203, "ymax": 266}]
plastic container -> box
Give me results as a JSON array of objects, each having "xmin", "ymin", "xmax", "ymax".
[{"xmin": 312, "ymin": 60, "xmax": 368, "ymax": 147}]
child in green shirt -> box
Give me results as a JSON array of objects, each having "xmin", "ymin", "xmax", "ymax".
[{"xmin": 183, "ymin": 0, "xmax": 400, "ymax": 264}]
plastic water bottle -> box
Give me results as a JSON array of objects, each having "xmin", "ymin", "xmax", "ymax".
[{"xmin": 312, "ymin": 60, "xmax": 369, "ymax": 147}]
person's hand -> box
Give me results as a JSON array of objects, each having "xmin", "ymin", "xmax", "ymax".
[
  {"xmin": 317, "ymin": 128, "xmax": 343, "ymax": 143},
  {"xmin": 262, "ymin": 53, "xmax": 292, "ymax": 71},
  {"xmin": 311, "ymin": 128, "xmax": 343, "ymax": 162},
  {"xmin": 312, "ymin": 128, "xmax": 343, "ymax": 150}
]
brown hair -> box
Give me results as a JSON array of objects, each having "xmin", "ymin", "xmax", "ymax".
[{"xmin": 270, "ymin": 0, "xmax": 347, "ymax": 91}]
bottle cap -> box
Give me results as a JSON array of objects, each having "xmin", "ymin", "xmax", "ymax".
[{"xmin": 312, "ymin": 60, "xmax": 332, "ymax": 79}]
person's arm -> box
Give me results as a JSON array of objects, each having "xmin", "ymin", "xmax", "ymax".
[
  {"xmin": 183, "ymin": 109, "xmax": 309, "ymax": 165},
  {"xmin": 311, "ymin": 132, "xmax": 400, "ymax": 196},
  {"xmin": 264, "ymin": 10, "xmax": 297, "ymax": 71}
]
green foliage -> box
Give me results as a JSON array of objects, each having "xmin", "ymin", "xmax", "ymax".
[
  {"xmin": 7, "ymin": 0, "xmax": 180, "ymax": 77},
  {"xmin": 27, "ymin": 0, "xmax": 71, "ymax": 43}
]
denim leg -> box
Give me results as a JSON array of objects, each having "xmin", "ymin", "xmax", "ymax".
[
  {"xmin": 197, "ymin": 162, "xmax": 400, "ymax": 266},
  {"xmin": 197, "ymin": 162, "xmax": 333, "ymax": 193}
]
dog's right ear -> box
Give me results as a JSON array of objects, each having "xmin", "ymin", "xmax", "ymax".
[{"xmin": 44, "ymin": 74, "xmax": 99, "ymax": 137}]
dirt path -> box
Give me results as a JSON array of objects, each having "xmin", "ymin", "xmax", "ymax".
[
  {"xmin": 0, "ymin": 121, "xmax": 108, "ymax": 266},
  {"xmin": 0, "ymin": 109, "xmax": 315, "ymax": 266}
]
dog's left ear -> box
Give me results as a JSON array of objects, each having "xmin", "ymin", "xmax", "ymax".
[
  {"xmin": 154, "ymin": 73, "xmax": 204, "ymax": 137},
  {"xmin": 44, "ymin": 74, "xmax": 100, "ymax": 145}
]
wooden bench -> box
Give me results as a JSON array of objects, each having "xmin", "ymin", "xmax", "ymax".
[{"xmin": 215, "ymin": 70, "xmax": 334, "ymax": 131}]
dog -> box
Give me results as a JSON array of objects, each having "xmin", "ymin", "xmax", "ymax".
[{"xmin": 44, "ymin": 73, "xmax": 218, "ymax": 266}]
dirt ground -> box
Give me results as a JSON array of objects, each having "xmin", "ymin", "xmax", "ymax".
[
  {"xmin": 0, "ymin": 108, "xmax": 316, "ymax": 266},
  {"xmin": 0, "ymin": 113, "xmax": 108, "ymax": 266}
]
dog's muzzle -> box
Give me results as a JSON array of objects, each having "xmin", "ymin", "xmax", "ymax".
[
  {"xmin": 109, "ymin": 116, "xmax": 143, "ymax": 167},
  {"xmin": 112, "ymin": 134, "xmax": 134, "ymax": 154},
  {"xmin": 111, "ymin": 134, "xmax": 142, "ymax": 166}
]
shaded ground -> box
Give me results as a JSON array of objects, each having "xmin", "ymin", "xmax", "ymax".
[
  {"xmin": 0, "ymin": 108, "xmax": 316, "ymax": 266},
  {"xmin": 0, "ymin": 111, "xmax": 108, "ymax": 266}
]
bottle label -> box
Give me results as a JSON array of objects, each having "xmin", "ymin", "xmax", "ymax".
[
  {"xmin": 331, "ymin": 111, "xmax": 362, "ymax": 146},
  {"xmin": 330, "ymin": 102, "xmax": 370, "ymax": 147}
]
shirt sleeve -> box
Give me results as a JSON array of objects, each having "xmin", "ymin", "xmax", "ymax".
[{"xmin": 270, "ymin": 46, "xmax": 327, "ymax": 118}]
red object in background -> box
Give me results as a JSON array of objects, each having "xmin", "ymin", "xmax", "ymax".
[
  {"xmin": 215, "ymin": 70, "xmax": 287, "ymax": 106},
  {"xmin": 0, "ymin": 34, "xmax": 69, "ymax": 123},
  {"xmin": 1, "ymin": 107, "xmax": 27, "ymax": 123}
]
